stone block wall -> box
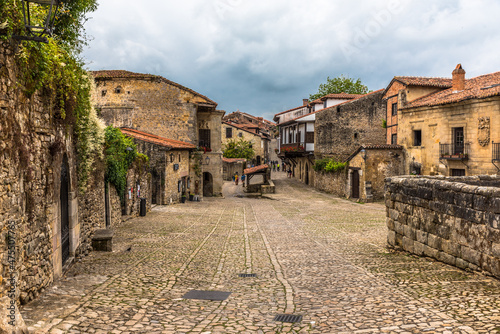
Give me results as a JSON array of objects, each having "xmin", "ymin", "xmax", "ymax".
[
  {"xmin": 313, "ymin": 171, "xmax": 347, "ymax": 198},
  {"xmin": 315, "ymin": 90, "xmax": 386, "ymax": 160},
  {"xmin": 385, "ymin": 175, "xmax": 500, "ymax": 278}
]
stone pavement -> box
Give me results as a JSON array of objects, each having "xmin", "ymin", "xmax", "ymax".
[{"xmin": 21, "ymin": 172, "xmax": 500, "ymax": 333}]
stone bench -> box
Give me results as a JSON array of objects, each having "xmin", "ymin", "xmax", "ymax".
[{"xmin": 92, "ymin": 229, "xmax": 114, "ymax": 252}]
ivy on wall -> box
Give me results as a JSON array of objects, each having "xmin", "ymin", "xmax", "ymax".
[
  {"xmin": 104, "ymin": 126, "xmax": 149, "ymax": 202},
  {"xmin": 1, "ymin": 0, "xmax": 103, "ymax": 192},
  {"xmin": 313, "ymin": 158, "xmax": 348, "ymax": 173}
]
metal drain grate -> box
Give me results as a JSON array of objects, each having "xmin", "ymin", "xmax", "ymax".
[
  {"xmin": 182, "ymin": 290, "xmax": 231, "ymax": 301},
  {"xmin": 238, "ymin": 273, "xmax": 257, "ymax": 278},
  {"xmin": 273, "ymin": 314, "xmax": 303, "ymax": 323}
]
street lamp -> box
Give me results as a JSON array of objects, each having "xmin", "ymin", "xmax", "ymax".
[
  {"xmin": 360, "ymin": 148, "xmax": 367, "ymax": 161},
  {"xmin": 13, "ymin": 0, "xmax": 61, "ymax": 43},
  {"xmin": 204, "ymin": 156, "xmax": 210, "ymax": 165}
]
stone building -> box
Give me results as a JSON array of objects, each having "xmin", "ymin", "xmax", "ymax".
[
  {"xmin": 310, "ymin": 93, "xmax": 361, "ymax": 112},
  {"xmin": 92, "ymin": 70, "xmax": 224, "ymax": 197},
  {"xmin": 393, "ymin": 65, "xmax": 500, "ymax": 176},
  {"xmin": 223, "ymin": 111, "xmax": 277, "ymax": 138},
  {"xmin": 0, "ymin": 48, "xmax": 121, "ymax": 310},
  {"xmin": 383, "ymin": 75, "xmax": 452, "ymax": 145},
  {"xmin": 222, "ymin": 158, "xmax": 246, "ymax": 181},
  {"xmin": 222, "ymin": 121, "xmax": 270, "ymax": 165},
  {"xmin": 120, "ymin": 128, "xmax": 196, "ymax": 204},
  {"xmin": 315, "ymin": 89, "xmax": 387, "ymax": 161}
]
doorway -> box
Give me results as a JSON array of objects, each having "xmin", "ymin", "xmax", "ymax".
[
  {"xmin": 203, "ymin": 172, "xmax": 213, "ymax": 197},
  {"xmin": 60, "ymin": 156, "xmax": 70, "ymax": 265},
  {"xmin": 351, "ymin": 170, "xmax": 360, "ymax": 199},
  {"xmin": 305, "ymin": 163, "xmax": 309, "ymax": 185}
]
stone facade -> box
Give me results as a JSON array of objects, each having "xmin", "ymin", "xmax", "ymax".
[
  {"xmin": 385, "ymin": 175, "xmax": 500, "ymax": 278},
  {"xmin": 399, "ymin": 97, "xmax": 500, "ymax": 176},
  {"xmin": 294, "ymin": 157, "xmax": 315, "ymax": 186},
  {"xmin": 315, "ymin": 90, "xmax": 387, "ymax": 161},
  {"xmin": 0, "ymin": 49, "xmax": 118, "ymax": 310},
  {"xmin": 312, "ymin": 146, "xmax": 403, "ymax": 202},
  {"xmin": 92, "ymin": 70, "xmax": 224, "ymax": 198},
  {"xmin": 222, "ymin": 122, "xmax": 269, "ymax": 165}
]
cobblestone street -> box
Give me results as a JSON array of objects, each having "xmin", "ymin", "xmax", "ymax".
[{"xmin": 21, "ymin": 173, "xmax": 500, "ymax": 334}]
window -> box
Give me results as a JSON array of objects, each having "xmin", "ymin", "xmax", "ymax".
[
  {"xmin": 179, "ymin": 154, "xmax": 181, "ymax": 162},
  {"xmin": 101, "ymin": 90, "xmax": 107, "ymax": 97},
  {"xmin": 306, "ymin": 132, "xmax": 314, "ymax": 143},
  {"xmin": 114, "ymin": 86, "xmax": 123, "ymax": 94},
  {"xmin": 199, "ymin": 129, "xmax": 211, "ymax": 148},
  {"xmin": 451, "ymin": 169, "xmax": 466, "ymax": 176},
  {"xmin": 323, "ymin": 100, "xmax": 327, "ymax": 109},
  {"xmin": 391, "ymin": 134, "xmax": 397, "ymax": 145},
  {"xmin": 238, "ymin": 132, "xmax": 243, "ymax": 138},
  {"xmin": 226, "ymin": 127, "xmax": 233, "ymax": 138},
  {"xmin": 354, "ymin": 133, "xmax": 359, "ymax": 140},
  {"xmin": 391, "ymin": 102, "xmax": 398, "ymax": 116},
  {"xmin": 413, "ymin": 130, "xmax": 422, "ymax": 146},
  {"xmin": 453, "ymin": 127, "xmax": 464, "ymax": 154}
]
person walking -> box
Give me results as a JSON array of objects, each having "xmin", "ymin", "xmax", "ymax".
[
  {"xmin": 277, "ymin": 163, "xmax": 280, "ymax": 172},
  {"xmin": 235, "ymin": 173, "xmax": 239, "ymax": 185}
]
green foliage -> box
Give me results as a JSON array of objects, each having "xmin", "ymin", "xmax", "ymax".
[
  {"xmin": 1, "ymin": 0, "xmax": 100, "ymax": 193},
  {"xmin": 223, "ymin": 139, "xmax": 255, "ymax": 160},
  {"xmin": 309, "ymin": 74, "xmax": 369, "ymax": 101},
  {"xmin": 104, "ymin": 127, "xmax": 139, "ymax": 201},
  {"xmin": 382, "ymin": 119, "xmax": 387, "ymax": 128},
  {"xmin": 313, "ymin": 158, "xmax": 348, "ymax": 173}
]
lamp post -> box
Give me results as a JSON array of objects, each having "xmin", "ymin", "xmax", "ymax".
[{"xmin": 13, "ymin": 0, "xmax": 61, "ymax": 43}]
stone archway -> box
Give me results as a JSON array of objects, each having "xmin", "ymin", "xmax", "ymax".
[{"xmin": 203, "ymin": 172, "xmax": 213, "ymax": 197}]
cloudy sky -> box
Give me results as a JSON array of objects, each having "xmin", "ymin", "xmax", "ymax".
[{"xmin": 82, "ymin": 0, "xmax": 500, "ymax": 121}]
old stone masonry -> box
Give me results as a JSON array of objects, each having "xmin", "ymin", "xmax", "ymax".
[{"xmin": 20, "ymin": 175, "xmax": 500, "ymax": 333}]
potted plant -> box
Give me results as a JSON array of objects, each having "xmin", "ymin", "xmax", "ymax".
[
  {"xmin": 181, "ymin": 193, "xmax": 187, "ymax": 203},
  {"xmin": 189, "ymin": 192, "xmax": 194, "ymax": 201}
]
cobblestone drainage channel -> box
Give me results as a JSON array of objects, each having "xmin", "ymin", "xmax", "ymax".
[
  {"xmin": 238, "ymin": 273, "xmax": 257, "ymax": 278},
  {"xmin": 182, "ymin": 290, "xmax": 231, "ymax": 301},
  {"xmin": 273, "ymin": 314, "xmax": 303, "ymax": 323}
]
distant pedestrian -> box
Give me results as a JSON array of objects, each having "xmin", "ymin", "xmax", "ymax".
[
  {"xmin": 235, "ymin": 173, "xmax": 239, "ymax": 185},
  {"xmin": 287, "ymin": 168, "xmax": 292, "ymax": 178},
  {"xmin": 241, "ymin": 174, "xmax": 246, "ymax": 185},
  {"xmin": 277, "ymin": 163, "xmax": 280, "ymax": 172}
]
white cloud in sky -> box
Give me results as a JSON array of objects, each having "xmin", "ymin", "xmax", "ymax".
[{"xmin": 83, "ymin": 0, "xmax": 500, "ymax": 120}]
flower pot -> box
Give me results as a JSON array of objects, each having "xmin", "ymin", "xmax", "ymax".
[
  {"xmin": 181, "ymin": 197, "xmax": 186, "ymax": 203},
  {"xmin": 189, "ymin": 194, "xmax": 194, "ymax": 201}
]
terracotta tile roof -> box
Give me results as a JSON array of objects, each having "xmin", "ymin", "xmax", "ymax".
[
  {"xmin": 91, "ymin": 70, "xmax": 217, "ymax": 107},
  {"xmin": 223, "ymin": 121, "xmax": 268, "ymax": 139},
  {"xmin": 404, "ymin": 71, "xmax": 500, "ymax": 109},
  {"xmin": 244, "ymin": 164, "xmax": 269, "ymax": 175},
  {"xmin": 222, "ymin": 158, "xmax": 246, "ymax": 163},
  {"xmin": 393, "ymin": 76, "xmax": 452, "ymax": 88},
  {"xmin": 310, "ymin": 92, "xmax": 362, "ymax": 104},
  {"xmin": 120, "ymin": 128, "xmax": 196, "ymax": 150},
  {"xmin": 346, "ymin": 145, "xmax": 403, "ymax": 162}
]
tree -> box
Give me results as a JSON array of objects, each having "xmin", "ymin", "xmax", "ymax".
[
  {"xmin": 223, "ymin": 139, "xmax": 255, "ymax": 160},
  {"xmin": 309, "ymin": 75, "xmax": 369, "ymax": 101}
]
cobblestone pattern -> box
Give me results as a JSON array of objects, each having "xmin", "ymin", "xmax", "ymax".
[
  {"xmin": 20, "ymin": 173, "xmax": 500, "ymax": 333},
  {"xmin": 386, "ymin": 175, "xmax": 500, "ymax": 279}
]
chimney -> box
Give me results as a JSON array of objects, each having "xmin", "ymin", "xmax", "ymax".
[
  {"xmin": 452, "ymin": 64, "xmax": 466, "ymax": 92},
  {"xmin": 303, "ymin": 99, "xmax": 309, "ymax": 106}
]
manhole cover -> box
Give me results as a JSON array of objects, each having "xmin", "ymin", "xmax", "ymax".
[
  {"xmin": 238, "ymin": 273, "xmax": 257, "ymax": 278},
  {"xmin": 273, "ymin": 314, "xmax": 303, "ymax": 323},
  {"xmin": 182, "ymin": 290, "xmax": 231, "ymax": 301}
]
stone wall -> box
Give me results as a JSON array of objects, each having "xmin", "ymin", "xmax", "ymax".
[
  {"xmin": 313, "ymin": 171, "xmax": 347, "ymax": 198},
  {"xmin": 385, "ymin": 175, "xmax": 500, "ymax": 278},
  {"xmin": 0, "ymin": 48, "xmax": 112, "ymax": 309},
  {"xmin": 315, "ymin": 90, "xmax": 386, "ymax": 160}
]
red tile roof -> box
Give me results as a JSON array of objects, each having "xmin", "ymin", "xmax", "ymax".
[
  {"xmin": 244, "ymin": 164, "xmax": 269, "ymax": 175},
  {"xmin": 120, "ymin": 128, "xmax": 196, "ymax": 150},
  {"xmin": 404, "ymin": 71, "xmax": 500, "ymax": 109},
  {"xmin": 223, "ymin": 121, "xmax": 268, "ymax": 139},
  {"xmin": 91, "ymin": 70, "xmax": 217, "ymax": 107},
  {"xmin": 393, "ymin": 76, "xmax": 452, "ymax": 88},
  {"xmin": 223, "ymin": 158, "xmax": 246, "ymax": 163}
]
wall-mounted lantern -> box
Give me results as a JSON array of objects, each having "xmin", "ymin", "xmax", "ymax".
[
  {"xmin": 203, "ymin": 156, "xmax": 210, "ymax": 165},
  {"xmin": 13, "ymin": 0, "xmax": 61, "ymax": 43},
  {"xmin": 360, "ymin": 148, "xmax": 367, "ymax": 161}
]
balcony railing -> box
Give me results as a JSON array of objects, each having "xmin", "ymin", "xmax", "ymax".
[
  {"xmin": 493, "ymin": 142, "xmax": 500, "ymax": 162},
  {"xmin": 439, "ymin": 143, "xmax": 470, "ymax": 160}
]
